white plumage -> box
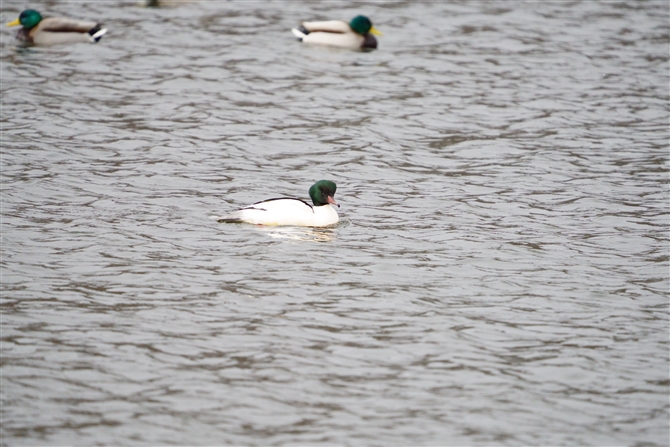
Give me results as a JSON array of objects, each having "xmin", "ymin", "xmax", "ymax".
[{"xmin": 213, "ymin": 180, "xmax": 340, "ymax": 228}]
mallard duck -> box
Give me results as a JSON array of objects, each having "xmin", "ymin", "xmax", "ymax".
[
  {"xmin": 291, "ymin": 15, "xmax": 381, "ymax": 50},
  {"xmin": 6, "ymin": 9, "xmax": 107, "ymax": 45},
  {"xmin": 213, "ymin": 180, "xmax": 340, "ymax": 227}
]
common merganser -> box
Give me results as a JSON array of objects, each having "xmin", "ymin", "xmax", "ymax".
[{"xmin": 214, "ymin": 180, "xmax": 340, "ymax": 227}]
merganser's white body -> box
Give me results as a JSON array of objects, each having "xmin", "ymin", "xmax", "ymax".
[
  {"xmin": 217, "ymin": 198, "xmax": 339, "ymax": 227},
  {"xmin": 213, "ymin": 180, "xmax": 340, "ymax": 227}
]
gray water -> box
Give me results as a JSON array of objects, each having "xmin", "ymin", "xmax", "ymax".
[{"xmin": 2, "ymin": 1, "xmax": 668, "ymax": 445}]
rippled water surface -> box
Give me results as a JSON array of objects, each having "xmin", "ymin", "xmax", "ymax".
[{"xmin": 2, "ymin": 1, "xmax": 668, "ymax": 445}]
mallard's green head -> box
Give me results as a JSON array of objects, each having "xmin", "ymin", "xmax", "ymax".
[
  {"xmin": 349, "ymin": 15, "xmax": 382, "ymax": 36},
  {"xmin": 6, "ymin": 9, "xmax": 43, "ymax": 29},
  {"xmin": 309, "ymin": 180, "xmax": 338, "ymax": 207}
]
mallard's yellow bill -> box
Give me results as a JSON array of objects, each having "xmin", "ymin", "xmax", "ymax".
[
  {"xmin": 6, "ymin": 18, "xmax": 21, "ymax": 27},
  {"xmin": 370, "ymin": 26, "xmax": 382, "ymax": 36}
]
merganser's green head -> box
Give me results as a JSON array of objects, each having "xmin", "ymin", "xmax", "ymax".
[{"xmin": 309, "ymin": 180, "xmax": 338, "ymax": 207}]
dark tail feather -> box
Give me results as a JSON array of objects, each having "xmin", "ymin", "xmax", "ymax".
[
  {"xmin": 291, "ymin": 25, "xmax": 310, "ymax": 41},
  {"xmin": 211, "ymin": 214, "xmax": 243, "ymax": 223},
  {"xmin": 88, "ymin": 25, "xmax": 108, "ymax": 43}
]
